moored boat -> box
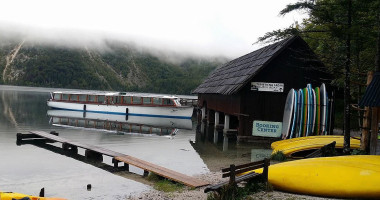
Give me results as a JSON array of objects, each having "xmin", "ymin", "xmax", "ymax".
[{"xmin": 47, "ymin": 91, "xmax": 194, "ymax": 119}]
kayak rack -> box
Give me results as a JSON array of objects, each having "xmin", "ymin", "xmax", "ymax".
[{"xmin": 17, "ymin": 131, "xmax": 209, "ymax": 188}]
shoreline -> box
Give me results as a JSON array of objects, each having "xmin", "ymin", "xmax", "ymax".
[{"xmin": 126, "ymin": 172, "xmax": 340, "ymax": 200}]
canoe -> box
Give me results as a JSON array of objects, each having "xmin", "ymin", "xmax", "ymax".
[
  {"xmin": 253, "ymin": 155, "xmax": 380, "ymax": 198},
  {"xmin": 271, "ymin": 135, "xmax": 360, "ymax": 158},
  {"xmin": 0, "ymin": 191, "xmax": 66, "ymax": 200}
]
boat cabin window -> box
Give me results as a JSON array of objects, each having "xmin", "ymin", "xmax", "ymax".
[
  {"xmin": 88, "ymin": 95, "xmax": 95, "ymax": 102},
  {"xmin": 143, "ymin": 97, "xmax": 151, "ymax": 105},
  {"xmin": 153, "ymin": 97, "xmax": 162, "ymax": 105},
  {"xmin": 123, "ymin": 96, "xmax": 132, "ymax": 104},
  {"xmin": 132, "ymin": 97, "xmax": 142, "ymax": 104},
  {"xmin": 54, "ymin": 93, "xmax": 61, "ymax": 100},
  {"xmin": 79, "ymin": 95, "xmax": 87, "ymax": 102},
  {"xmin": 98, "ymin": 95, "xmax": 105, "ymax": 103},
  {"xmin": 114, "ymin": 96, "xmax": 120, "ymax": 104},
  {"xmin": 71, "ymin": 94, "xmax": 79, "ymax": 101},
  {"xmin": 62, "ymin": 94, "xmax": 69, "ymax": 101},
  {"xmin": 174, "ymin": 99, "xmax": 181, "ymax": 106},
  {"xmin": 163, "ymin": 98, "xmax": 174, "ymax": 105}
]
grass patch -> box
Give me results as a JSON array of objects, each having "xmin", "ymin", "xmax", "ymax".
[
  {"xmin": 147, "ymin": 173, "xmax": 184, "ymax": 192},
  {"xmin": 351, "ymin": 149, "xmax": 368, "ymax": 155},
  {"xmin": 207, "ymin": 179, "xmax": 270, "ymax": 200},
  {"xmin": 270, "ymin": 151, "xmax": 287, "ymax": 162}
]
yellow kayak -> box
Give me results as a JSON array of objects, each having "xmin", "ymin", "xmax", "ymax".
[
  {"xmin": 0, "ymin": 191, "xmax": 66, "ymax": 200},
  {"xmin": 252, "ymin": 155, "xmax": 380, "ymax": 198},
  {"xmin": 271, "ymin": 135, "xmax": 360, "ymax": 158}
]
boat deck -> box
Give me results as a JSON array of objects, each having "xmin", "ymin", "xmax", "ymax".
[{"xmin": 18, "ymin": 131, "xmax": 208, "ymax": 188}]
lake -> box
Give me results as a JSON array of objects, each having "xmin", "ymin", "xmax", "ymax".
[{"xmin": 0, "ymin": 85, "xmax": 271, "ymax": 199}]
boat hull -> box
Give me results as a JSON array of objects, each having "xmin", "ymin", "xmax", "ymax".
[
  {"xmin": 255, "ymin": 155, "xmax": 380, "ymax": 198},
  {"xmin": 47, "ymin": 101, "xmax": 193, "ymax": 119},
  {"xmin": 47, "ymin": 109, "xmax": 192, "ymax": 130},
  {"xmin": 271, "ymin": 135, "xmax": 360, "ymax": 157}
]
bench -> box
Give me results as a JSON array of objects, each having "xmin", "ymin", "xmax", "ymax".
[
  {"xmin": 204, "ymin": 158, "xmax": 270, "ymax": 193},
  {"xmin": 305, "ymin": 141, "xmax": 336, "ymax": 158}
]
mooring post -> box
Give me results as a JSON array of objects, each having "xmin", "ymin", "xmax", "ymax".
[
  {"xmin": 143, "ymin": 170, "xmax": 149, "ymax": 177},
  {"xmin": 16, "ymin": 133, "xmax": 23, "ymax": 143}
]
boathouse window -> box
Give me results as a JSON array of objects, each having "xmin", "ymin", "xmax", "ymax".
[
  {"xmin": 62, "ymin": 94, "xmax": 69, "ymax": 101},
  {"xmin": 143, "ymin": 97, "xmax": 151, "ymax": 105},
  {"xmin": 123, "ymin": 96, "xmax": 132, "ymax": 104},
  {"xmin": 98, "ymin": 95, "xmax": 105, "ymax": 103},
  {"xmin": 153, "ymin": 97, "xmax": 162, "ymax": 105},
  {"xmin": 163, "ymin": 99, "xmax": 174, "ymax": 105},
  {"xmin": 132, "ymin": 97, "xmax": 142, "ymax": 104}
]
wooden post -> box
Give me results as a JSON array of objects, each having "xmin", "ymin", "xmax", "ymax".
[
  {"xmin": 263, "ymin": 158, "xmax": 270, "ymax": 190},
  {"xmin": 229, "ymin": 164, "xmax": 235, "ymax": 185},
  {"xmin": 143, "ymin": 170, "xmax": 149, "ymax": 177},
  {"xmin": 370, "ymin": 107, "xmax": 379, "ymax": 155},
  {"xmin": 263, "ymin": 158, "xmax": 270, "ymax": 181},
  {"xmin": 361, "ymin": 71, "xmax": 374, "ymax": 151}
]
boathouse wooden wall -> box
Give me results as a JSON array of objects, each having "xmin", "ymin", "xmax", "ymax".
[{"xmin": 197, "ymin": 37, "xmax": 329, "ymax": 137}]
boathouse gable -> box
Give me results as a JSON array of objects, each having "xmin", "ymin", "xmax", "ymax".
[{"xmin": 194, "ymin": 36, "xmax": 329, "ymax": 140}]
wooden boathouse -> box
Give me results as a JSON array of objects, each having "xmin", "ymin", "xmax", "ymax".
[{"xmin": 193, "ymin": 36, "xmax": 330, "ymax": 141}]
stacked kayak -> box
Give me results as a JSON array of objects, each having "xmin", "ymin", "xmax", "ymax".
[
  {"xmin": 0, "ymin": 191, "xmax": 66, "ymax": 200},
  {"xmin": 271, "ymin": 135, "xmax": 361, "ymax": 158},
  {"xmin": 253, "ymin": 155, "xmax": 380, "ymax": 198}
]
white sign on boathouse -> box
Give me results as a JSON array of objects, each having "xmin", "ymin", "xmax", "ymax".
[
  {"xmin": 252, "ymin": 120, "xmax": 282, "ymax": 137},
  {"xmin": 251, "ymin": 82, "xmax": 284, "ymax": 92}
]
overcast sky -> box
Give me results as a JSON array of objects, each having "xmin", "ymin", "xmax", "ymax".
[{"xmin": 0, "ymin": 0, "xmax": 306, "ymax": 58}]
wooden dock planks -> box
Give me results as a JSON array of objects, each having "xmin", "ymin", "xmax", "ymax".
[
  {"xmin": 26, "ymin": 131, "xmax": 208, "ymax": 188},
  {"xmin": 115, "ymin": 155, "xmax": 208, "ymax": 187}
]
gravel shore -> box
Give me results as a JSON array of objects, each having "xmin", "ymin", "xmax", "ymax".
[{"xmin": 126, "ymin": 172, "xmax": 339, "ymax": 200}]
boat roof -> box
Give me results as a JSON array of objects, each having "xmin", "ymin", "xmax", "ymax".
[{"xmin": 52, "ymin": 91, "xmax": 180, "ymax": 99}]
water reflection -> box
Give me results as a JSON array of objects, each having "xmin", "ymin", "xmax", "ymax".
[
  {"xmin": 191, "ymin": 122, "xmax": 272, "ymax": 171},
  {"xmin": 47, "ymin": 110, "xmax": 193, "ymax": 137}
]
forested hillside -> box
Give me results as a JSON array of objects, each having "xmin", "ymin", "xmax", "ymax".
[{"xmin": 0, "ymin": 39, "xmax": 224, "ymax": 94}]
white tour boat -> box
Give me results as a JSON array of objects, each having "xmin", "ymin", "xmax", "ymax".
[{"xmin": 47, "ymin": 91, "xmax": 194, "ymax": 119}]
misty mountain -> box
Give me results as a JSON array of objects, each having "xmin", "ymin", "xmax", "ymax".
[{"xmin": 0, "ymin": 38, "xmax": 226, "ymax": 94}]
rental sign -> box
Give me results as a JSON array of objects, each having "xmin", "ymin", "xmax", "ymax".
[
  {"xmin": 251, "ymin": 82, "xmax": 284, "ymax": 92},
  {"xmin": 252, "ymin": 121, "xmax": 282, "ymax": 137}
]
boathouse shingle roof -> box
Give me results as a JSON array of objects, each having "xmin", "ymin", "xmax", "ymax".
[
  {"xmin": 359, "ymin": 72, "xmax": 380, "ymax": 107},
  {"xmin": 193, "ymin": 36, "xmax": 299, "ymax": 95}
]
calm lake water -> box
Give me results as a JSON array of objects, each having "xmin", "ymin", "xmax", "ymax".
[{"xmin": 0, "ymin": 85, "xmax": 271, "ymax": 200}]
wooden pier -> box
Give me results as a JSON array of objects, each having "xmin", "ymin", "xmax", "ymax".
[{"xmin": 17, "ymin": 131, "xmax": 208, "ymax": 188}]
